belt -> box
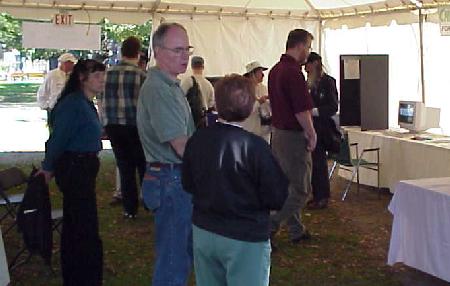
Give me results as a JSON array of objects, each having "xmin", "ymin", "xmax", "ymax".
[
  {"xmin": 148, "ymin": 162, "xmax": 181, "ymax": 170},
  {"xmin": 64, "ymin": 151, "xmax": 98, "ymax": 158}
]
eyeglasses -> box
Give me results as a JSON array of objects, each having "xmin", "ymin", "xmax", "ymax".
[{"xmin": 160, "ymin": 45, "xmax": 194, "ymax": 56}]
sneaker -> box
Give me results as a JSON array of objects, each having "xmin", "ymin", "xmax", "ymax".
[
  {"xmin": 291, "ymin": 230, "xmax": 312, "ymax": 244},
  {"xmin": 123, "ymin": 213, "xmax": 137, "ymax": 219}
]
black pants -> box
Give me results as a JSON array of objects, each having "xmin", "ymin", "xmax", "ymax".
[
  {"xmin": 311, "ymin": 141, "xmax": 331, "ymax": 202},
  {"xmin": 55, "ymin": 153, "xmax": 103, "ymax": 286},
  {"xmin": 105, "ymin": 124, "xmax": 146, "ymax": 215}
]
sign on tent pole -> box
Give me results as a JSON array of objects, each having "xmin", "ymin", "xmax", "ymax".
[{"xmin": 439, "ymin": 6, "xmax": 450, "ymax": 36}]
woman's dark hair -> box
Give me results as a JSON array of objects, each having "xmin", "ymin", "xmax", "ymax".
[
  {"xmin": 50, "ymin": 59, "xmax": 105, "ymax": 126},
  {"xmin": 59, "ymin": 59, "xmax": 106, "ymax": 100},
  {"xmin": 215, "ymin": 74, "xmax": 255, "ymax": 122}
]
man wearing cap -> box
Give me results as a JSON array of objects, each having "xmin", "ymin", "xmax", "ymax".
[
  {"xmin": 268, "ymin": 29, "xmax": 317, "ymax": 248},
  {"xmin": 137, "ymin": 22, "xmax": 195, "ymax": 285},
  {"xmin": 242, "ymin": 61, "xmax": 271, "ymax": 142},
  {"xmin": 181, "ymin": 56, "xmax": 215, "ymax": 111},
  {"xmin": 37, "ymin": 53, "xmax": 77, "ymax": 113}
]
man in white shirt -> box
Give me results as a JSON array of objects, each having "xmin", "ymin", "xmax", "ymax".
[
  {"xmin": 181, "ymin": 56, "xmax": 215, "ymax": 111},
  {"xmin": 37, "ymin": 53, "xmax": 77, "ymax": 111}
]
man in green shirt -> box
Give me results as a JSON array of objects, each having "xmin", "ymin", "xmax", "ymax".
[{"xmin": 136, "ymin": 22, "xmax": 195, "ymax": 286}]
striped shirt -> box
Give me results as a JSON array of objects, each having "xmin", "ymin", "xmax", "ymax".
[{"xmin": 99, "ymin": 60, "xmax": 146, "ymax": 126}]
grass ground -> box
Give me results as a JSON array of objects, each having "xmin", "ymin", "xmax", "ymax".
[
  {"xmin": 1, "ymin": 84, "xmax": 448, "ymax": 285},
  {"xmin": 0, "ymin": 83, "xmax": 40, "ymax": 104},
  {"xmin": 1, "ymin": 153, "xmax": 449, "ymax": 286}
]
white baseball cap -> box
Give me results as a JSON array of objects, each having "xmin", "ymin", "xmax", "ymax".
[
  {"xmin": 244, "ymin": 61, "xmax": 268, "ymax": 75},
  {"xmin": 58, "ymin": 53, "xmax": 77, "ymax": 63}
]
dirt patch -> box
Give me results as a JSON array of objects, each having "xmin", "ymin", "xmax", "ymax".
[{"xmin": 327, "ymin": 177, "xmax": 450, "ymax": 286}]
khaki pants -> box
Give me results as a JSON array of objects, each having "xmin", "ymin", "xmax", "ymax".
[{"xmin": 270, "ymin": 128, "xmax": 312, "ymax": 240}]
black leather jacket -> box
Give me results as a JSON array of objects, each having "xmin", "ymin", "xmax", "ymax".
[{"xmin": 182, "ymin": 122, "xmax": 288, "ymax": 242}]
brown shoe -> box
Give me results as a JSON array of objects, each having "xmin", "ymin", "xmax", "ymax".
[{"xmin": 307, "ymin": 199, "xmax": 328, "ymax": 210}]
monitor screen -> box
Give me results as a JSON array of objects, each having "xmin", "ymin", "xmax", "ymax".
[{"xmin": 399, "ymin": 103, "xmax": 415, "ymax": 124}]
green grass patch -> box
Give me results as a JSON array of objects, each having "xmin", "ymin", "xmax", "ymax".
[
  {"xmin": 0, "ymin": 83, "xmax": 40, "ymax": 103},
  {"xmin": 0, "ymin": 154, "xmax": 438, "ymax": 285}
]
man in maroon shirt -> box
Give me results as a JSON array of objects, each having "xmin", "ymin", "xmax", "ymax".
[{"xmin": 268, "ymin": 29, "xmax": 317, "ymax": 247}]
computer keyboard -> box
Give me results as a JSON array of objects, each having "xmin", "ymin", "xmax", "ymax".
[{"xmin": 381, "ymin": 130, "xmax": 410, "ymax": 138}]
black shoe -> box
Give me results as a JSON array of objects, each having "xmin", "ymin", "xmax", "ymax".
[
  {"xmin": 109, "ymin": 196, "xmax": 122, "ymax": 206},
  {"xmin": 270, "ymin": 239, "xmax": 278, "ymax": 253},
  {"xmin": 306, "ymin": 199, "xmax": 316, "ymax": 207},
  {"xmin": 291, "ymin": 230, "xmax": 311, "ymax": 244}
]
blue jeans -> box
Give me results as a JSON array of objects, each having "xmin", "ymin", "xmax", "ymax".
[{"xmin": 141, "ymin": 164, "xmax": 193, "ymax": 286}]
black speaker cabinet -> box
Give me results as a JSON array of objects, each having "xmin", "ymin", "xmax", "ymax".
[{"xmin": 340, "ymin": 55, "xmax": 389, "ymax": 130}]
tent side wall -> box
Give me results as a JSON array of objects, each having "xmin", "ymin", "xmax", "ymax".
[{"xmin": 151, "ymin": 14, "xmax": 320, "ymax": 77}]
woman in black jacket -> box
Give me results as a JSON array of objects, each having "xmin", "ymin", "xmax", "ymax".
[
  {"xmin": 305, "ymin": 52, "xmax": 339, "ymax": 209},
  {"xmin": 182, "ymin": 75, "xmax": 288, "ymax": 286}
]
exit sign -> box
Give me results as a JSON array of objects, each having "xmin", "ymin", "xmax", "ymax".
[{"xmin": 53, "ymin": 13, "xmax": 74, "ymax": 25}]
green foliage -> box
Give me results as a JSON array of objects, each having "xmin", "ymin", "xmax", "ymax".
[
  {"xmin": 0, "ymin": 13, "xmax": 151, "ymax": 60},
  {"xmin": 0, "ymin": 13, "xmax": 22, "ymax": 51},
  {"xmin": 102, "ymin": 18, "xmax": 152, "ymax": 50}
]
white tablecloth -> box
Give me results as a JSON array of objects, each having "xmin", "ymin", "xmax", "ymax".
[
  {"xmin": 387, "ymin": 177, "xmax": 450, "ymax": 282},
  {"xmin": 342, "ymin": 127, "xmax": 450, "ymax": 191},
  {"xmin": 0, "ymin": 228, "xmax": 10, "ymax": 286}
]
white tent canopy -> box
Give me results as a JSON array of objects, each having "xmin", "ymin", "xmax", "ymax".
[
  {"xmin": 1, "ymin": 0, "xmax": 450, "ymax": 133},
  {"xmin": 0, "ymin": 0, "xmax": 447, "ymax": 25}
]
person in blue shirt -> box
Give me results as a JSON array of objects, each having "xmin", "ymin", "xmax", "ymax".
[{"xmin": 37, "ymin": 59, "xmax": 106, "ymax": 286}]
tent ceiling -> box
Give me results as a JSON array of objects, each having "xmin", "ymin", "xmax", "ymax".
[{"xmin": 0, "ymin": 0, "xmax": 449, "ymax": 24}]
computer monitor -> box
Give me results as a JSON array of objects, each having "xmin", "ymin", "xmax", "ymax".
[{"xmin": 398, "ymin": 101, "xmax": 440, "ymax": 132}]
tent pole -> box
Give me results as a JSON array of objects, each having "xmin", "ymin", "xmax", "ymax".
[
  {"xmin": 318, "ymin": 19, "xmax": 323, "ymax": 55},
  {"xmin": 419, "ymin": 8, "xmax": 425, "ymax": 103}
]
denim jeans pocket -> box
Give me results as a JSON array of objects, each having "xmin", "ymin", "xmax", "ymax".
[{"xmin": 141, "ymin": 172, "xmax": 161, "ymax": 211}]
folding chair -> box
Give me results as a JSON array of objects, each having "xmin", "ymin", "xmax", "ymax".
[
  {"xmin": 328, "ymin": 133, "xmax": 380, "ymax": 201},
  {"xmin": 0, "ymin": 168, "xmax": 26, "ymax": 235},
  {"xmin": 1, "ymin": 168, "xmax": 64, "ymax": 272}
]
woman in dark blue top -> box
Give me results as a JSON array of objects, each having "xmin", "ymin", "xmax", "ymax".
[{"xmin": 37, "ymin": 59, "xmax": 106, "ymax": 285}]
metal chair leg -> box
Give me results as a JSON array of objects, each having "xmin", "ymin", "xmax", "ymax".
[
  {"xmin": 9, "ymin": 247, "xmax": 31, "ymax": 271},
  {"xmin": 357, "ymin": 167, "xmax": 360, "ymax": 195},
  {"xmin": 342, "ymin": 167, "xmax": 358, "ymax": 201},
  {"xmin": 377, "ymin": 160, "xmax": 381, "ymax": 199},
  {"xmin": 329, "ymin": 161, "xmax": 338, "ymax": 179}
]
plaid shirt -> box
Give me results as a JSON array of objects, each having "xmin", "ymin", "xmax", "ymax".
[{"xmin": 99, "ymin": 60, "xmax": 146, "ymax": 126}]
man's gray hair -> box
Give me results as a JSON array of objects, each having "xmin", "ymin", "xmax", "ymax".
[{"xmin": 152, "ymin": 22, "xmax": 187, "ymax": 51}]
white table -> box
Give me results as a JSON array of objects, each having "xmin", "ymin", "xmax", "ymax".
[
  {"xmin": 387, "ymin": 177, "xmax": 450, "ymax": 282},
  {"xmin": 342, "ymin": 127, "xmax": 450, "ymax": 192},
  {"xmin": 0, "ymin": 228, "xmax": 10, "ymax": 286}
]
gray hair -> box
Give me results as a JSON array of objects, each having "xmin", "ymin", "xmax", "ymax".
[{"xmin": 152, "ymin": 22, "xmax": 187, "ymax": 51}]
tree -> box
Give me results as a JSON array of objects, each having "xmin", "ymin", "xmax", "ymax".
[
  {"xmin": 0, "ymin": 13, "xmax": 23, "ymax": 51},
  {"xmin": 102, "ymin": 19, "xmax": 152, "ymax": 50},
  {"xmin": 0, "ymin": 13, "xmax": 152, "ymax": 60}
]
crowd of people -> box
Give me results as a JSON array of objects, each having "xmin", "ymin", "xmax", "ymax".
[{"xmin": 35, "ymin": 22, "xmax": 339, "ymax": 286}]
